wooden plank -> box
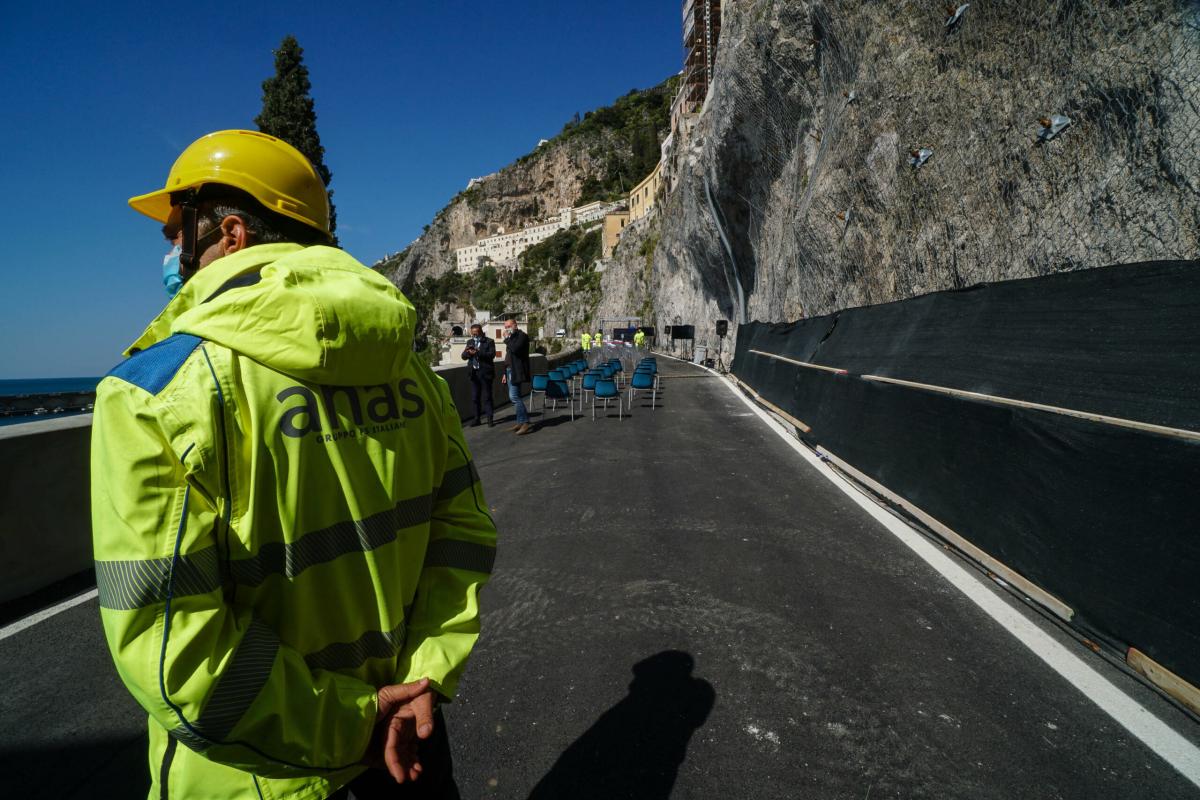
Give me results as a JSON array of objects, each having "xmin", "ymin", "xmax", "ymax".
[
  {"xmin": 815, "ymin": 445, "xmax": 1076, "ymax": 622},
  {"xmin": 730, "ymin": 375, "xmax": 812, "ymax": 433},
  {"xmin": 747, "ymin": 349, "xmax": 848, "ymax": 375},
  {"xmin": 861, "ymin": 374, "xmax": 1200, "ymax": 443},
  {"xmin": 1127, "ymin": 648, "xmax": 1200, "ymax": 717}
]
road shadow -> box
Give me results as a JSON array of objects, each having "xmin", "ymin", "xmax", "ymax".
[
  {"xmin": 0, "ymin": 734, "xmax": 150, "ymax": 798},
  {"xmin": 526, "ymin": 651, "xmax": 715, "ymax": 800},
  {"xmin": 532, "ymin": 415, "xmax": 576, "ymax": 430}
]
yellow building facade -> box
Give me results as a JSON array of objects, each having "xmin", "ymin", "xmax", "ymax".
[
  {"xmin": 629, "ymin": 160, "xmax": 663, "ymax": 223},
  {"xmin": 602, "ymin": 210, "xmax": 630, "ymax": 258}
]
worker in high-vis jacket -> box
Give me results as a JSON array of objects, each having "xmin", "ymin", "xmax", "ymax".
[
  {"xmin": 633, "ymin": 328, "xmax": 646, "ymax": 349},
  {"xmin": 581, "ymin": 331, "xmax": 591, "ymax": 351},
  {"xmin": 91, "ymin": 129, "xmax": 497, "ymax": 800}
]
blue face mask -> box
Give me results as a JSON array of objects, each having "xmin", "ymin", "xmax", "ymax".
[{"xmin": 162, "ymin": 244, "xmax": 183, "ymax": 297}]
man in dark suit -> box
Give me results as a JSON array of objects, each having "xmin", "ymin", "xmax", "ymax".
[
  {"xmin": 461, "ymin": 323, "xmax": 496, "ymax": 427},
  {"xmin": 500, "ymin": 318, "xmax": 533, "ymax": 435}
]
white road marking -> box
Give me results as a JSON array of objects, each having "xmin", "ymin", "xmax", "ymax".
[
  {"xmin": 702, "ymin": 359, "xmax": 1200, "ymax": 789},
  {"xmin": 0, "ymin": 588, "xmax": 98, "ymax": 641}
]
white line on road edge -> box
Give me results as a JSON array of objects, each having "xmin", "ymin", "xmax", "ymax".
[
  {"xmin": 707, "ymin": 361, "xmax": 1200, "ymax": 789},
  {"xmin": 0, "ymin": 588, "xmax": 98, "ymax": 642}
]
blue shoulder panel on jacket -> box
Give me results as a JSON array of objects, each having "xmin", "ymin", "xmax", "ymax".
[{"xmin": 106, "ymin": 334, "xmax": 203, "ymax": 395}]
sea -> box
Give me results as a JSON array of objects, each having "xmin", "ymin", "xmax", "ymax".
[{"xmin": 0, "ymin": 377, "xmax": 101, "ymax": 428}]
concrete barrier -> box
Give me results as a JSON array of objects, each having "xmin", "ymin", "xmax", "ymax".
[
  {"xmin": 0, "ymin": 350, "xmax": 583, "ymax": 606},
  {"xmin": 0, "ymin": 415, "xmax": 94, "ymax": 605}
]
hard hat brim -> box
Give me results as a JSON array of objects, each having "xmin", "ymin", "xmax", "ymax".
[{"xmin": 128, "ymin": 187, "xmax": 175, "ymax": 224}]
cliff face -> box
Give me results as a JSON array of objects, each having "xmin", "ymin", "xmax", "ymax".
[
  {"xmin": 384, "ymin": 1, "xmax": 1198, "ymax": 358},
  {"xmin": 630, "ymin": 0, "xmax": 1200, "ymax": 355},
  {"xmin": 379, "ymin": 133, "xmax": 622, "ymax": 288},
  {"xmin": 379, "ymin": 81, "xmax": 674, "ymax": 293}
]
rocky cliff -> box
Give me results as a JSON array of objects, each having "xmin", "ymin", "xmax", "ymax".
[
  {"xmin": 378, "ymin": 137, "xmax": 610, "ymax": 287},
  {"xmin": 604, "ymin": 0, "xmax": 1199, "ymax": 359},
  {"xmin": 378, "ymin": 82, "xmax": 674, "ymax": 291},
  {"xmin": 384, "ymin": 1, "xmax": 1198, "ymax": 362}
]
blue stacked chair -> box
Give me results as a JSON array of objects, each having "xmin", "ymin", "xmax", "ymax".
[
  {"xmin": 545, "ymin": 369, "xmax": 566, "ymax": 412},
  {"xmin": 529, "ymin": 373, "xmax": 549, "ymax": 413},
  {"xmin": 579, "ymin": 371, "xmax": 599, "ymax": 411},
  {"xmin": 561, "ymin": 362, "xmax": 580, "ymax": 391},
  {"xmin": 636, "ymin": 359, "xmax": 659, "ymax": 391},
  {"xmin": 592, "ymin": 377, "xmax": 622, "ymax": 421},
  {"xmin": 629, "ymin": 366, "xmax": 657, "ymax": 410},
  {"xmin": 545, "ymin": 376, "xmax": 574, "ymax": 421},
  {"xmin": 607, "ymin": 359, "xmax": 624, "ymax": 387}
]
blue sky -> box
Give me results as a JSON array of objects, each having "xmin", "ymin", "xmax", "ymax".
[{"xmin": 0, "ymin": 1, "xmax": 681, "ymax": 378}]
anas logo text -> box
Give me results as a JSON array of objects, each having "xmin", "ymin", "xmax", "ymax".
[{"xmin": 277, "ymin": 379, "xmax": 426, "ymax": 438}]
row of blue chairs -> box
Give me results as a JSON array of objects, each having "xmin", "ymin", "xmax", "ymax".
[
  {"xmin": 528, "ymin": 356, "xmax": 659, "ymax": 421},
  {"xmin": 627, "ymin": 357, "xmax": 659, "ymax": 410}
]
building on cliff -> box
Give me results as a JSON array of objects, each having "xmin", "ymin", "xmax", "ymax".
[
  {"xmin": 664, "ymin": 0, "xmax": 723, "ymax": 195},
  {"xmin": 630, "ymin": 160, "xmax": 664, "ymax": 223},
  {"xmin": 455, "ymin": 200, "xmax": 624, "ymax": 273},
  {"xmin": 623, "ymin": 0, "xmax": 721, "ymax": 232},
  {"xmin": 602, "ymin": 209, "xmax": 630, "ymax": 258}
]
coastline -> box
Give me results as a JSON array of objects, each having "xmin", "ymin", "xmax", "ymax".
[{"xmin": 0, "ymin": 380, "xmax": 99, "ymax": 427}]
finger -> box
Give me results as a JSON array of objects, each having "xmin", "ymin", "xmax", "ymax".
[
  {"xmin": 377, "ymin": 678, "xmax": 430, "ymax": 715},
  {"xmin": 409, "ymin": 753, "xmax": 424, "ymax": 783},
  {"xmin": 412, "ymin": 695, "xmax": 435, "ymax": 740},
  {"xmin": 383, "ymin": 718, "xmax": 406, "ymax": 783},
  {"xmin": 384, "ymin": 715, "xmax": 416, "ymax": 784},
  {"xmin": 393, "ymin": 677, "xmax": 429, "ymax": 700}
]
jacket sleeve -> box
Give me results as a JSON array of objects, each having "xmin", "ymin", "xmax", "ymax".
[
  {"xmin": 396, "ymin": 377, "xmax": 497, "ymax": 698},
  {"xmin": 91, "ymin": 377, "xmax": 377, "ymax": 778}
]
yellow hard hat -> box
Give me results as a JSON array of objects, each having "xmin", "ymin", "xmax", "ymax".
[{"xmin": 128, "ymin": 129, "xmax": 330, "ymax": 235}]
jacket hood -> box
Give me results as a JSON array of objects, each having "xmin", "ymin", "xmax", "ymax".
[{"xmin": 127, "ymin": 244, "xmax": 416, "ymax": 385}]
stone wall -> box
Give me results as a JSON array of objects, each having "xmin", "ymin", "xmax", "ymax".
[{"xmin": 645, "ymin": 0, "xmax": 1200, "ymax": 361}]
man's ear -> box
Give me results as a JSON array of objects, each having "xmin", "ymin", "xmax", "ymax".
[{"xmin": 220, "ymin": 214, "xmax": 251, "ymax": 254}]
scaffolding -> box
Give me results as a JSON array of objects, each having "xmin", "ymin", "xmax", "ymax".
[{"xmin": 682, "ymin": 0, "xmax": 722, "ymax": 113}]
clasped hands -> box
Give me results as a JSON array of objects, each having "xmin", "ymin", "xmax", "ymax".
[{"xmin": 364, "ymin": 678, "xmax": 438, "ymax": 784}]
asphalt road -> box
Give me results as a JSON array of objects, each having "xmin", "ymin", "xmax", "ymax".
[{"xmin": 2, "ymin": 356, "xmax": 1198, "ymax": 799}]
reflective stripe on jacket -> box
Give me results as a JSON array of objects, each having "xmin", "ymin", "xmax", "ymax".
[{"xmin": 91, "ymin": 243, "xmax": 497, "ymax": 799}]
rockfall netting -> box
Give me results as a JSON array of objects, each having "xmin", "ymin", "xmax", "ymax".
[{"xmin": 656, "ymin": 0, "xmax": 1200, "ymax": 333}]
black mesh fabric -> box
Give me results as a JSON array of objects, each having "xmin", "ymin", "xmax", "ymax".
[
  {"xmin": 805, "ymin": 260, "xmax": 1200, "ymax": 431},
  {"xmin": 732, "ymin": 259, "xmax": 1200, "ymax": 688}
]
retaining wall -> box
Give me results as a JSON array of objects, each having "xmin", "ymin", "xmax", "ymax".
[
  {"xmin": 0, "ymin": 350, "xmax": 577, "ymax": 606},
  {"xmin": 0, "ymin": 416, "xmax": 94, "ymax": 605}
]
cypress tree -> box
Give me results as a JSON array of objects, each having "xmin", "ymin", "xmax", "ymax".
[{"xmin": 255, "ymin": 35, "xmax": 337, "ymax": 241}]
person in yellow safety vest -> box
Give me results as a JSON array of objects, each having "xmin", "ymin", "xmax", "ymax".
[
  {"xmin": 595, "ymin": 331, "xmax": 604, "ymax": 348},
  {"xmin": 91, "ymin": 129, "xmax": 497, "ymax": 800},
  {"xmin": 581, "ymin": 331, "xmax": 591, "ymax": 351},
  {"xmin": 633, "ymin": 328, "xmax": 646, "ymax": 349}
]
